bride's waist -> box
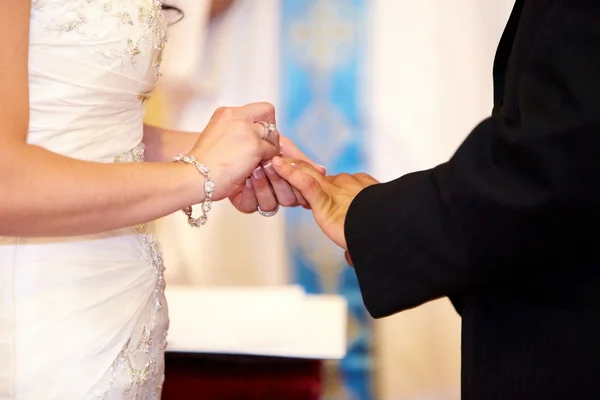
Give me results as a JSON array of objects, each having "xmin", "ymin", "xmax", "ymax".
[
  {"xmin": 0, "ymin": 224, "xmax": 155, "ymax": 261},
  {"xmin": 0, "ymin": 224, "xmax": 159, "ymax": 295},
  {"xmin": 27, "ymin": 111, "xmax": 146, "ymax": 162}
]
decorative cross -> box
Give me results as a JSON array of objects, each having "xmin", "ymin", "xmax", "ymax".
[{"xmin": 290, "ymin": 0, "xmax": 356, "ymax": 73}]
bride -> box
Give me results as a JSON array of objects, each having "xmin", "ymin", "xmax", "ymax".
[{"xmin": 0, "ymin": 1, "xmax": 316, "ymax": 398}]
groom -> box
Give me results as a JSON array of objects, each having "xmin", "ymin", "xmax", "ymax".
[{"xmin": 272, "ymin": 1, "xmax": 600, "ymax": 399}]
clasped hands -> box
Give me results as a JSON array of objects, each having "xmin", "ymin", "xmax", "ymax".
[
  {"xmin": 254, "ymin": 155, "xmax": 379, "ymax": 258},
  {"xmin": 189, "ymin": 102, "xmax": 378, "ymax": 258}
]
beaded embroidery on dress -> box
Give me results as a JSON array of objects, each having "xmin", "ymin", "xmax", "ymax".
[
  {"xmin": 0, "ymin": 2, "xmax": 169, "ymax": 399},
  {"xmin": 30, "ymin": 0, "xmax": 167, "ymax": 76}
]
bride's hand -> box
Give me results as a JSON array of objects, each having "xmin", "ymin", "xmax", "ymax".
[{"xmin": 188, "ymin": 102, "xmax": 280, "ymax": 201}]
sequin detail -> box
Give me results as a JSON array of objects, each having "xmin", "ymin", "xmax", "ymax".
[
  {"xmin": 31, "ymin": 0, "xmax": 167, "ymax": 76},
  {"xmin": 96, "ymin": 143, "xmax": 168, "ymax": 399},
  {"xmin": 113, "ymin": 143, "xmax": 146, "ymax": 163}
]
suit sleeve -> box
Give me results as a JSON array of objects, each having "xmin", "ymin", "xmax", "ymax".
[{"xmin": 345, "ymin": 2, "xmax": 600, "ymax": 318}]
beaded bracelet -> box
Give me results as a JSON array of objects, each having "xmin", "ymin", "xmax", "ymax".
[{"xmin": 172, "ymin": 154, "xmax": 214, "ymax": 228}]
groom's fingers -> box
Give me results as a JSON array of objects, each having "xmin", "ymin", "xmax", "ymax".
[
  {"xmin": 344, "ymin": 250, "xmax": 354, "ymax": 267},
  {"xmin": 279, "ymin": 136, "xmax": 326, "ymax": 175},
  {"xmin": 271, "ymin": 157, "xmax": 330, "ymax": 207}
]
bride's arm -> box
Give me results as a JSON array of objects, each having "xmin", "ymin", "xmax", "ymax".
[
  {"xmin": 0, "ymin": 2, "xmax": 277, "ymax": 237},
  {"xmin": 0, "ymin": 144, "xmax": 203, "ymax": 237}
]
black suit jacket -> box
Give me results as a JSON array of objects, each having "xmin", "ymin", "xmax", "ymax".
[{"xmin": 345, "ymin": 1, "xmax": 600, "ymax": 398}]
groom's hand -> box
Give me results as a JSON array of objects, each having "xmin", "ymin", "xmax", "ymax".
[{"xmin": 271, "ymin": 157, "xmax": 378, "ymax": 249}]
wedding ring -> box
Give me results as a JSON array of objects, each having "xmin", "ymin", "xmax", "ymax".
[
  {"xmin": 257, "ymin": 121, "xmax": 276, "ymax": 141},
  {"xmin": 258, "ymin": 204, "xmax": 279, "ymax": 217}
]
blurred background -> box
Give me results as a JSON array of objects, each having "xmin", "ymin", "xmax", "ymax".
[{"xmin": 146, "ymin": 0, "xmax": 514, "ymax": 398}]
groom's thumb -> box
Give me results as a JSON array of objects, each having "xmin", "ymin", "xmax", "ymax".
[{"xmin": 271, "ymin": 157, "xmax": 328, "ymax": 208}]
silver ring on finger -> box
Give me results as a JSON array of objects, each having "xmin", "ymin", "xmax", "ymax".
[
  {"xmin": 258, "ymin": 204, "xmax": 279, "ymax": 217},
  {"xmin": 257, "ymin": 121, "xmax": 277, "ymax": 141}
]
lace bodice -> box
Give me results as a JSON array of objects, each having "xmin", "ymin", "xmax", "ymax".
[{"xmin": 28, "ymin": 0, "xmax": 167, "ymax": 161}]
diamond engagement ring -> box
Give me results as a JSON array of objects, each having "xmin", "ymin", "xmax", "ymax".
[
  {"xmin": 258, "ymin": 204, "xmax": 279, "ymax": 217},
  {"xmin": 257, "ymin": 121, "xmax": 276, "ymax": 141}
]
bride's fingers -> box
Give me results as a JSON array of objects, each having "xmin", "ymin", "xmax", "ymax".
[
  {"xmin": 250, "ymin": 123, "xmax": 280, "ymax": 161},
  {"xmin": 293, "ymin": 188, "xmax": 310, "ymax": 209},
  {"xmin": 233, "ymin": 102, "xmax": 276, "ymax": 125},
  {"xmin": 251, "ymin": 166, "xmax": 279, "ymax": 212},
  {"xmin": 263, "ymin": 161, "xmax": 309, "ymax": 208},
  {"xmin": 254, "ymin": 121, "xmax": 281, "ymax": 155},
  {"xmin": 264, "ymin": 129, "xmax": 281, "ymax": 155},
  {"xmin": 263, "ymin": 161, "xmax": 298, "ymax": 207},
  {"xmin": 230, "ymin": 179, "xmax": 259, "ymax": 214}
]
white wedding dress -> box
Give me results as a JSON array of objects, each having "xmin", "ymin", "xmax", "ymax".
[{"xmin": 0, "ymin": 1, "xmax": 170, "ymax": 398}]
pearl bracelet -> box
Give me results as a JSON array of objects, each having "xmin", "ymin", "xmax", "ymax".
[{"xmin": 172, "ymin": 154, "xmax": 214, "ymax": 228}]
